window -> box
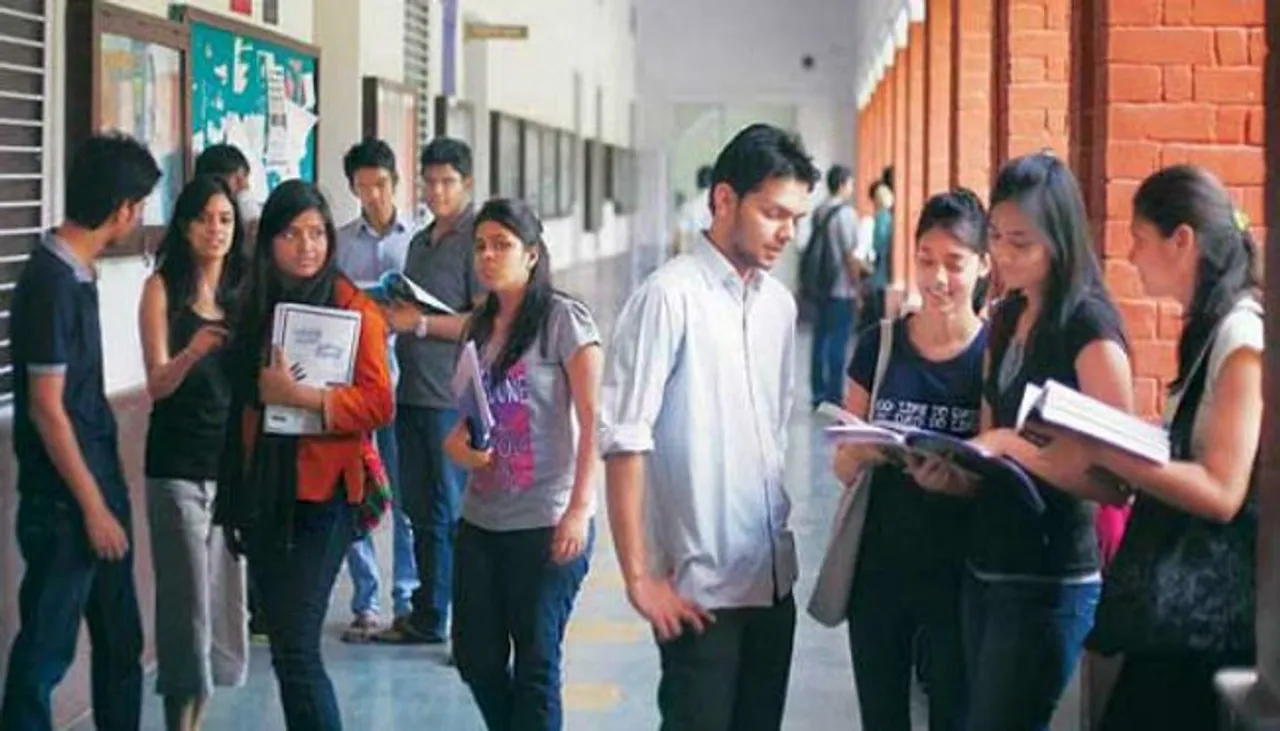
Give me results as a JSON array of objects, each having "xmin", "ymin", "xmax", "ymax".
[{"xmin": 0, "ymin": 0, "xmax": 49, "ymax": 403}]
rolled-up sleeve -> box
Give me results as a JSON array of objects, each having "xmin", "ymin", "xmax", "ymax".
[{"xmin": 598, "ymin": 281, "xmax": 682, "ymax": 457}]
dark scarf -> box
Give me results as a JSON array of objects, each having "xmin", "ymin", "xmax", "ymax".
[{"xmin": 215, "ymin": 263, "xmax": 341, "ymax": 555}]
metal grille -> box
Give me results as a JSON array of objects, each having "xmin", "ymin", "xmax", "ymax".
[
  {"xmin": 0, "ymin": 0, "xmax": 48, "ymax": 402},
  {"xmin": 404, "ymin": 0, "xmax": 431, "ymax": 157}
]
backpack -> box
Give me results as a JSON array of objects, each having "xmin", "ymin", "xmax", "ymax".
[{"xmin": 799, "ymin": 203, "xmax": 847, "ymax": 305}]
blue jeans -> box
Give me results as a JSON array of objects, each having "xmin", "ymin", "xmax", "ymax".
[
  {"xmin": 249, "ymin": 498, "xmax": 353, "ymax": 731},
  {"xmin": 962, "ymin": 573, "xmax": 1100, "ymax": 730},
  {"xmin": 345, "ymin": 421, "xmax": 419, "ymax": 617},
  {"xmin": 1, "ymin": 491, "xmax": 142, "ymax": 731},
  {"xmin": 397, "ymin": 405, "xmax": 467, "ymax": 638},
  {"xmin": 453, "ymin": 520, "xmax": 593, "ymax": 731},
  {"xmin": 810, "ymin": 296, "xmax": 856, "ymax": 407}
]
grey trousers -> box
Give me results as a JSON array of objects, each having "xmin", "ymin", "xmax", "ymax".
[{"xmin": 146, "ymin": 477, "xmax": 249, "ymax": 698}]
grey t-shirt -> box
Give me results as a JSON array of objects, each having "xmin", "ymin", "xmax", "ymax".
[
  {"xmin": 461, "ymin": 294, "xmax": 601, "ymax": 531},
  {"xmin": 396, "ymin": 205, "xmax": 481, "ymax": 408},
  {"xmin": 812, "ymin": 200, "xmax": 859, "ymax": 299}
]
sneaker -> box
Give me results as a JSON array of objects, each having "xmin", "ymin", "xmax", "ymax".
[
  {"xmin": 340, "ymin": 611, "xmax": 382, "ymax": 643},
  {"xmin": 372, "ymin": 616, "xmax": 446, "ymax": 645}
]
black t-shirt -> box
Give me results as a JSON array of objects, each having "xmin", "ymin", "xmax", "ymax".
[
  {"xmin": 11, "ymin": 240, "xmax": 123, "ymax": 507},
  {"xmin": 969, "ymin": 292, "xmax": 1127, "ymax": 578},
  {"xmin": 847, "ymin": 317, "xmax": 987, "ymax": 575}
]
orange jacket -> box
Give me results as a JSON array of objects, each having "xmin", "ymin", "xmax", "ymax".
[{"xmin": 239, "ymin": 278, "xmax": 394, "ymax": 503}]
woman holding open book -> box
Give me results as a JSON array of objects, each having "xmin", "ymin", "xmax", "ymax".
[
  {"xmin": 830, "ymin": 188, "xmax": 989, "ymax": 731},
  {"xmin": 216, "ymin": 180, "xmax": 393, "ymax": 731},
  {"xmin": 1065, "ymin": 166, "xmax": 1261, "ymax": 729},
  {"xmin": 928, "ymin": 153, "xmax": 1137, "ymax": 730},
  {"xmin": 443, "ymin": 198, "xmax": 602, "ymax": 731}
]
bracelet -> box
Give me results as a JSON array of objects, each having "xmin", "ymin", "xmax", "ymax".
[{"xmin": 414, "ymin": 315, "xmax": 429, "ymax": 339}]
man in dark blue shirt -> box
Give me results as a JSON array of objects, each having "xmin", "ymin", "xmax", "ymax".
[{"xmin": 1, "ymin": 133, "xmax": 160, "ymax": 731}]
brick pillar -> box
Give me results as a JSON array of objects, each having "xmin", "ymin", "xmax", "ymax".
[
  {"xmin": 951, "ymin": 0, "xmax": 993, "ymax": 194},
  {"xmin": 925, "ymin": 0, "xmax": 954, "ymax": 195},
  {"xmin": 905, "ymin": 22, "xmax": 926, "ymax": 295},
  {"xmin": 1072, "ymin": 0, "xmax": 1267, "ymax": 419},
  {"xmin": 891, "ymin": 47, "xmax": 909, "ymax": 297},
  {"xmin": 993, "ymin": 0, "xmax": 1072, "ymax": 165}
]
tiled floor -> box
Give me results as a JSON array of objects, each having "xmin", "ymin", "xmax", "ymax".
[{"xmin": 82, "ymin": 252, "xmax": 1081, "ymax": 730}]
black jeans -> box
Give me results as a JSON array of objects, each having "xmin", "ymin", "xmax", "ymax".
[
  {"xmin": 656, "ymin": 594, "xmax": 796, "ymax": 731},
  {"xmin": 846, "ymin": 570, "xmax": 967, "ymax": 731},
  {"xmin": 0, "ymin": 491, "xmax": 142, "ymax": 731},
  {"xmin": 452, "ymin": 520, "xmax": 593, "ymax": 731},
  {"xmin": 1099, "ymin": 651, "xmax": 1252, "ymax": 731},
  {"xmin": 248, "ymin": 497, "xmax": 353, "ymax": 731}
]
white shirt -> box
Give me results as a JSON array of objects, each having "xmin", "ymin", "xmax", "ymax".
[{"xmin": 599, "ymin": 235, "xmax": 798, "ymax": 610}]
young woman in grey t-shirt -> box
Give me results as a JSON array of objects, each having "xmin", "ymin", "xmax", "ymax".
[{"xmin": 445, "ymin": 198, "xmax": 602, "ymax": 730}]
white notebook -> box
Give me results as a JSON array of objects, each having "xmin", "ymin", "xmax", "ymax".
[{"xmin": 264, "ymin": 303, "xmax": 363, "ymax": 436}]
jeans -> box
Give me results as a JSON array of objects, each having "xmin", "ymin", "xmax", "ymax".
[
  {"xmin": 248, "ymin": 498, "xmax": 353, "ymax": 731},
  {"xmin": 397, "ymin": 405, "xmax": 467, "ymax": 638},
  {"xmin": 657, "ymin": 594, "xmax": 796, "ymax": 731},
  {"xmin": 0, "ymin": 491, "xmax": 143, "ymax": 731},
  {"xmin": 452, "ymin": 520, "xmax": 593, "ymax": 731},
  {"xmin": 847, "ymin": 570, "xmax": 966, "ymax": 731},
  {"xmin": 345, "ymin": 421, "xmax": 419, "ymax": 617},
  {"xmin": 809, "ymin": 296, "xmax": 857, "ymax": 407},
  {"xmin": 962, "ymin": 573, "xmax": 1100, "ymax": 731}
]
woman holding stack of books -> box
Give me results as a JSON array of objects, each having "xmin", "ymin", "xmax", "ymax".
[{"xmin": 1043, "ymin": 165, "xmax": 1262, "ymax": 729}]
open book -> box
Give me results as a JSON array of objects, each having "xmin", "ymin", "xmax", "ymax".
[
  {"xmin": 1016, "ymin": 380, "xmax": 1170, "ymax": 464},
  {"xmin": 450, "ymin": 341, "xmax": 495, "ymax": 450},
  {"xmin": 363, "ymin": 270, "xmax": 458, "ymax": 315},
  {"xmin": 820, "ymin": 403, "xmax": 1046, "ymax": 514},
  {"xmin": 265, "ymin": 303, "xmax": 362, "ymax": 435}
]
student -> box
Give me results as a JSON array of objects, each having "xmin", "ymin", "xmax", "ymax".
[
  {"xmin": 805, "ymin": 163, "xmax": 862, "ymax": 409},
  {"xmin": 334, "ymin": 137, "xmax": 420, "ymax": 641},
  {"xmin": 0, "ymin": 133, "xmax": 160, "ymax": 731},
  {"xmin": 673, "ymin": 164, "xmax": 713, "ymax": 257},
  {"xmin": 140, "ymin": 176, "xmax": 249, "ymax": 731},
  {"xmin": 940, "ymin": 153, "xmax": 1135, "ymax": 730},
  {"xmin": 444, "ymin": 198, "xmax": 602, "ymax": 730},
  {"xmin": 216, "ymin": 180, "xmax": 393, "ymax": 731},
  {"xmin": 194, "ymin": 144, "xmax": 259, "ymax": 227},
  {"xmin": 601, "ymin": 123, "xmax": 820, "ymax": 731},
  {"xmin": 831, "ymin": 189, "xmax": 989, "ymax": 731},
  {"xmin": 1068, "ymin": 166, "xmax": 1260, "ymax": 729},
  {"xmin": 860, "ymin": 171, "xmax": 895, "ymax": 329},
  {"xmin": 376, "ymin": 138, "xmax": 483, "ymax": 645}
]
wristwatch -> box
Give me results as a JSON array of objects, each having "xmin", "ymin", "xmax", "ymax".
[{"xmin": 414, "ymin": 314, "xmax": 430, "ymax": 339}]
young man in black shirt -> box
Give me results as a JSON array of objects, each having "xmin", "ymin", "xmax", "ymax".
[{"xmin": 0, "ymin": 133, "xmax": 160, "ymax": 731}]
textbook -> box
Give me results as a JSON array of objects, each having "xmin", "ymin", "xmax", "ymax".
[
  {"xmin": 451, "ymin": 341, "xmax": 496, "ymax": 450},
  {"xmin": 265, "ymin": 303, "xmax": 362, "ymax": 436},
  {"xmin": 364, "ymin": 270, "xmax": 458, "ymax": 315},
  {"xmin": 820, "ymin": 403, "xmax": 1046, "ymax": 514},
  {"xmin": 1016, "ymin": 380, "xmax": 1170, "ymax": 464}
]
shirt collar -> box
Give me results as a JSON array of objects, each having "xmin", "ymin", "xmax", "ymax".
[
  {"xmin": 426, "ymin": 202, "xmax": 476, "ymax": 242},
  {"xmin": 693, "ymin": 233, "xmax": 763, "ymax": 294},
  {"xmin": 42, "ymin": 230, "xmax": 95, "ymax": 283},
  {"xmin": 357, "ymin": 209, "xmax": 413, "ymax": 239}
]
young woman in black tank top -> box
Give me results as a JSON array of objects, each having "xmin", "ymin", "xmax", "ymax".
[
  {"xmin": 139, "ymin": 176, "xmax": 246, "ymax": 731},
  {"xmin": 914, "ymin": 154, "xmax": 1137, "ymax": 730}
]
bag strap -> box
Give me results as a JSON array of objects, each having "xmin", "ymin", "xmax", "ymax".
[{"xmin": 866, "ymin": 317, "xmax": 895, "ymax": 419}]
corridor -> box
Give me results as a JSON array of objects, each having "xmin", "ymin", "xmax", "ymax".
[{"xmin": 82, "ymin": 253, "xmax": 1081, "ymax": 731}]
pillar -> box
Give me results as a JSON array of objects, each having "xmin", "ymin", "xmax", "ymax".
[
  {"xmin": 951, "ymin": 0, "xmax": 993, "ymax": 194},
  {"xmin": 925, "ymin": 0, "xmax": 954, "ymax": 195},
  {"xmin": 993, "ymin": 0, "xmax": 1072, "ymax": 166}
]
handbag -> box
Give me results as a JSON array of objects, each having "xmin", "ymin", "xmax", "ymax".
[
  {"xmin": 1087, "ymin": 321, "xmax": 1259, "ymax": 656},
  {"xmin": 806, "ymin": 317, "xmax": 895, "ymax": 627},
  {"xmin": 353, "ymin": 432, "xmax": 392, "ymax": 538}
]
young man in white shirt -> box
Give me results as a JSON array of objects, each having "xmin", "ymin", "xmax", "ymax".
[{"xmin": 600, "ymin": 123, "xmax": 820, "ymax": 731}]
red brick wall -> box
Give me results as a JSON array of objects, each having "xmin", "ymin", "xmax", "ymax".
[
  {"xmin": 925, "ymin": 0, "xmax": 954, "ymax": 195},
  {"xmin": 1076, "ymin": 0, "xmax": 1268, "ymax": 417},
  {"xmin": 906, "ymin": 23, "xmax": 927, "ymax": 293},
  {"xmin": 951, "ymin": 0, "xmax": 993, "ymax": 194},
  {"xmin": 892, "ymin": 48, "xmax": 910, "ymax": 293},
  {"xmin": 994, "ymin": 0, "xmax": 1073, "ymax": 164}
]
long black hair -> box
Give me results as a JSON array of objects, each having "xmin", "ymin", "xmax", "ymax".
[
  {"xmin": 228, "ymin": 179, "xmax": 342, "ymax": 396},
  {"xmin": 155, "ymin": 175, "xmax": 246, "ymax": 320},
  {"xmin": 915, "ymin": 187, "xmax": 988, "ymax": 311},
  {"xmin": 1132, "ymin": 165, "xmax": 1260, "ymax": 390},
  {"xmin": 465, "ymin": 198, "xmax": 563, "ymax": 380},
  {"xmin": 989, "ymin": 152, "xmax": 1121, "ymax": 364}
]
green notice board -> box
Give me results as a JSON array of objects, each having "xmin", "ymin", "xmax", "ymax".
[{"xmin": 189, "ymin": 18, "xmax": 319, "ymax": 207}]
